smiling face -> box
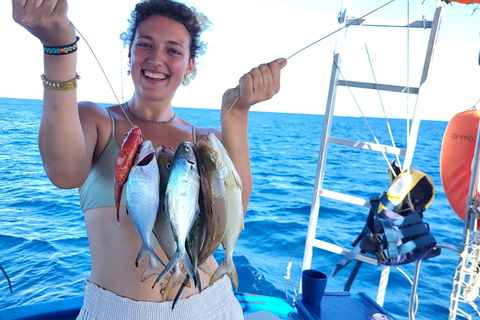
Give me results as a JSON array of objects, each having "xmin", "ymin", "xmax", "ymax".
[{"xmin": 129, "ymin": 15, "xmax": 195, "ymax": 103}]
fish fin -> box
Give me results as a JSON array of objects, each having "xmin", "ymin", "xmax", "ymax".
[
  {"xmin": 210, "ymin": 255, "xmax": 238, "ymax": 290},
  {"xmin": 195, "ymin": 270, "xmax": 202, "ymax": 292},
  {"xmin": 162, "ymin": 266, "xmax": 186, "ymax": 300},
  {"xmin": 137, "ymin": 245, "xmax": 166, "ymax": 282},
  {"xmin": 179, "ymin": 250, "xmax": 198, "ymax": 290},
  {"xmin": 141, "ymin": 261, "xmax": 164, "ymax": 282},
  {"xmin": 135, "ymin": 245, "xmax": 148, "ymax": 268},
  {"xmin": 172, "ymin": 275, "xmax": 191, "ymax": 310},
  {"xmin": 153, "ymin": 250, "xmax": 180, "ymax": 289},
  {"xmin": 199, "ymin": 262, "xmax": 213, "ymax": 277},
  {"xmin": 114, "ymin": 182, "xmax": 123, "ymax": 223}
]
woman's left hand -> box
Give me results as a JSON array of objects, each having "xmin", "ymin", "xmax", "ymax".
[{"xmin": 222, "ymin": 57, "xmax": 287, "ymax": 113}]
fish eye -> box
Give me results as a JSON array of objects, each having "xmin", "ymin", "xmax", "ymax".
[
  {"xmin": 211, "ymin": 155, "xmax": 215, "ymax": 161},
  {"xmin": 166, "ymin": 163, "xmax": 172, "ymax": 169}
]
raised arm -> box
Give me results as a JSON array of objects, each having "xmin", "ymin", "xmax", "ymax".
[
  {"xmin": 12, "ymin": 0, "xmax": 96, "ymax": 189},
  {"xmin": 220, "ymin": 58, "xmax": 286, "ymax": 215}
]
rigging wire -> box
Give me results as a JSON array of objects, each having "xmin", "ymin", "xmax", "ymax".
[
  {"xmin": 286, "ymin": 0, "xmax": 397, "ymax": 61},
  {"xmin": 406, "ymin": 0, "xmax": 411, "ymax": 162},
  {"xmin": 333, "ymin": 59, "xmax": 397, "ymax": 177},
  {"xmin": 364, "ymin": 43, "xmax": 402, "ymax": 167}
]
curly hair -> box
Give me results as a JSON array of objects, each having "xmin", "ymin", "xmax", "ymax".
[{"xmin": 120, "ymin": 0, "xmax": 210, "ymax": 85}]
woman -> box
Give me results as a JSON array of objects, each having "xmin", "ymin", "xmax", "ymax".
[{"xmin": 12, "ymin": 0, "xmax": 285, "ymax": 318}]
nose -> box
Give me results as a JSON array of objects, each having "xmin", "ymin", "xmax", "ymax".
[{"xmin": 150, "ymin": 47, "xmax": 166, "ymax": 67}]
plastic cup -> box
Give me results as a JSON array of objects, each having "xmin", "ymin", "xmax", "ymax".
[{"xmin": 301, "ymin": 269, "xmax": 327, "ymax": 307}]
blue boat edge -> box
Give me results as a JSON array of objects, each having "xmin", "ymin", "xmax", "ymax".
[{"xmin": 0, "ymin": 291, "xmax": 396, "ymax": 320}]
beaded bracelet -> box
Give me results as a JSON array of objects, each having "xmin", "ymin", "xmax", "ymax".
[
  {"xmin": 41, "ymin": 73, "xmax": 81, "ymax": 91},
  {"xmin": 43, "ymin": 36, "xmax": 79, "ymax": 55}
]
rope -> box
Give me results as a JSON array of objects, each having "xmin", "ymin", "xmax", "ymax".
[{"xmin": 284, "ymin": 244, "xmax": 304, "ymax": 305}]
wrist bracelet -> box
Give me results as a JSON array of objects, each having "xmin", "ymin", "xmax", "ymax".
[
  {"xmin": 41, "ymin": 73, "xmax": 81, "ymax": 91},
  {"xmin": 43, "ymin": 36, "xmax": 79, "ymax": 55}
]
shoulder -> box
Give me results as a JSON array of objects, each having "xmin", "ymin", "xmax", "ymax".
[
  {"xmin": 193, "ymin": 126, "xmax": 221, "ymax": 141},
  {"xmin": 78, "ymin": 101, "xmax": 110, "ymax": 120}
]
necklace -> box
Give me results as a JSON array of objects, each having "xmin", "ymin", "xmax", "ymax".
[{"xmin": 125, "ymin": 101, "xmax": 176, "ymax": 124}]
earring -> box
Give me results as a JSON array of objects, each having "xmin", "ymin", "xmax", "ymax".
[{"xmin": 126, "ymin": 61, "xmax": 131, "ymax": 76}]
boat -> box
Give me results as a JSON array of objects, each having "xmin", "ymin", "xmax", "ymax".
[{"xmin": 1, "ymin": 0, "xmax": 480, "ymax": 319}]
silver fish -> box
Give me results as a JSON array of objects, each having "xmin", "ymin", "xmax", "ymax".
[
  {"xmin": 153, "ymin": 145, "xmax": 188, "ymax": 299},
  {"xmin": 207, "ymin": 132, "xmax": 244, "ymax": 290},
  {"xmin": 153, "ymin": 141, "xmax": 200, "ymax": 289},
  {"xmin": 125, "ymin": 140, "xmax": 164, "ymax": 280},
  {"xmin": 194, "ymin": 135, "xmax": 228, "ymax": 268}
]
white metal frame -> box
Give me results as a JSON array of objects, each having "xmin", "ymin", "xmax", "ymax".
[{"xmin": 300, "ymin": 0, "xmax": 445, "ymax": 314}]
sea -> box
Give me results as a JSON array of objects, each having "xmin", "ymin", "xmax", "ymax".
[{"xmin": 0, "ymin": 97, "xmax": 470, "ymax": 319}]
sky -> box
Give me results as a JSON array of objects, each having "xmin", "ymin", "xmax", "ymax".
[{"xmin": 1, "ymin": 0, "xmax": 479, "ymax": 121}]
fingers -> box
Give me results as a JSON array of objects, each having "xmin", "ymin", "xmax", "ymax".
[
  {"xmin": 239, "ymin": 57, "xmax": 286, "ymax": 105},
  {"xmin": 12, "ymin": 0, "xmax": 74, "ymax": 45}
]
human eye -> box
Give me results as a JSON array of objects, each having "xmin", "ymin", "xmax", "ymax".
[
  {"xmin": 136, "ymin": 42, "xmax": 152, "ymax": 48},
  {"xmin": 168, "ymin": 48, "xmax": 182, "ymax": 55}
]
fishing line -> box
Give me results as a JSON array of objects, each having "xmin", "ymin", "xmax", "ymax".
[
  {"xmin": 214, "ymin": 0, "xmax": 398, "ymax": 132},
  {"xmin": 74, "ymin": 26, "xmax": 135, "ymax": 128},
  {"xmin": 285, "ymin": 0, "xmax": 397, "ymax": 61}
]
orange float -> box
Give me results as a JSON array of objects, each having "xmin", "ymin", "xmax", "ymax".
[{"xmin": 440, "ymin": 108, "xmax": 480, "ymax": 224}]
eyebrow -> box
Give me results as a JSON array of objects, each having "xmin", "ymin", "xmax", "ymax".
[{"xmin": 136, "ymin": 35, "xmax": 186, "ymax": 48}]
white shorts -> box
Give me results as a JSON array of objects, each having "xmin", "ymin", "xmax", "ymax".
[{"xmin": 76, "ymin": 276, "xmax": 244, "ymax": 320}]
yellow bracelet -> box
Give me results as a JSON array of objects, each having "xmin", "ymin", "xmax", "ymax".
[{"xmin": 41, "ymin": 73, "xmax": 80, "ymax": 91}]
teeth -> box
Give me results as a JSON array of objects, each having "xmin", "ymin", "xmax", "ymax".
[{"xmin": 144, "ymin": 70, "xmax": 167, "ymax": 80}]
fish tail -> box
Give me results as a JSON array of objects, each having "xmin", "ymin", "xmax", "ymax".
[
  {"xmin": 153, "ymin": 250, "xmax": 180, "ymax": 289},
  {"xmin": 172, "ymin": 275, "xmax": 190, "ymax": 310},
  {"xmin": 180, "ymin": 250, "xmax": 198, "ymax": 290},
  {"xmin": 135, "ymin": 245, "xmax": 148, "ymax": 268},
  {"xmin": 114, "ymin": 182, "xmax": 123, "ymax": 224},
  {"xmin": 137, "ymin": 245, "xmax": 165, "ymax": 282},
  {"xmin": 199, "ymin": 262, "xmax": 213, "ymax": 277},
  {"xmin": 162, "ymin": 266, "xmax": 187, "ymax": 300},
  {"xmin": 210, "ymin": 254, "xmax": 238, "ymax": 290}
]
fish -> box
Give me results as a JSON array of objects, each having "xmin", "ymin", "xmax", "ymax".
[
  {"xmin": 194, "ymin": 135, "xmax": 229, "ymax": 269},
  {"xmin": 152, "ymin": 145, "xmax": 187, "ymax": 297},
  {"xmin": 153, "ymin": 141, "xmax": 201, "ymax": 290},
  {"xmin": 114, "ymin": 126, "xmax": 143, "ymax": 223},
  {"xmin": 170, "ymin": 212, "xmax": 205, "ymax": 309},
  {"xmin": 125, "ymin": 140, "xmax": 165, "ymax": 280},
  {"xmin": 207, "ymin": 132, "xmax": 244, "ymax": 290}
]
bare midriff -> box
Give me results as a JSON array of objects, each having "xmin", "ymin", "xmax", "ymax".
[{"xmin": 84, "ymin": 206, "xmax": 218, "ymax": 302}]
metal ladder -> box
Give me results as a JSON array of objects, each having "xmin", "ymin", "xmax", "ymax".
[{"xmin": 300, "ymin": 0, "xmax": 445, "ymax": 317}]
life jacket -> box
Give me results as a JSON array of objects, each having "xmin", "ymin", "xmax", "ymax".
[{"xmin": 331, "ymin": 164, "xmax": 441, "ymax": 278}]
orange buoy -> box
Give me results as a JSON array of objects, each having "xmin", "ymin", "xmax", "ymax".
[{"xmin": 440, "ymin": 108, "xmax": 480, "ymax": 224}]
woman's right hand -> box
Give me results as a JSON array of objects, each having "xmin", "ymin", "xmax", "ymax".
[{"xmin": 12, "ymin": 0, "xmax": 76, "ymax": 46}]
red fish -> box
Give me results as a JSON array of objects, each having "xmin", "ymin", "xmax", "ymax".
[{"xmin": 114, "ymin": 126, "xmax": 143, "ymax": 223}]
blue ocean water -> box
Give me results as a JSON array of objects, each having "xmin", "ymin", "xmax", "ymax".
[{"xmin": 0, "ymin": 97, "xmax": 466, "ymax": 319}]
